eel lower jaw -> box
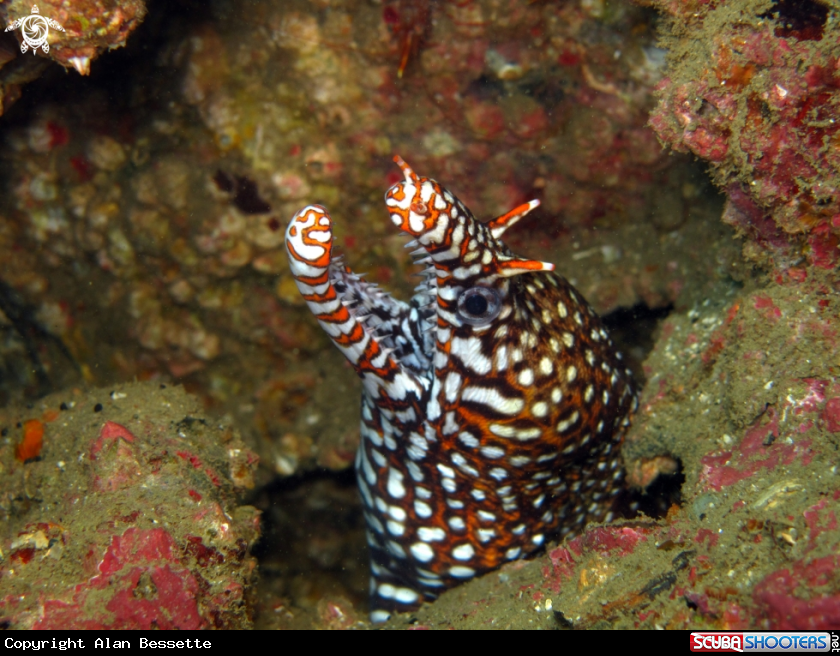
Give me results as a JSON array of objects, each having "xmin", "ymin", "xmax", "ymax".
[{"xmin": 327, "ymin": 259, "xmax": 404, "ymax": 358}]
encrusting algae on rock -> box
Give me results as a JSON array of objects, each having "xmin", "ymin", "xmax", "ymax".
[
  {"xmin": 0, "ymin": 382, "xmax": 260, "ymax": 629},
  {"xmin": 286, "ymin": 156, "xmax": 637, "ymax": 621}
]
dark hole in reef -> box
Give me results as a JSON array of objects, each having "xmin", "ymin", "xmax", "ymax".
[
  {"xmin": 601, "ymin": 302, "xmax": 673, "ymax": 387},
  {"xmin": 518, "ymin": 67, "xmax": 569, "ymax": 109},
  {"xmin": 213, "ymin": 170, "xmax": 273, "ymax": 215},
  {"xmin": 630, "ymin": 458, "xmax": 685, "ymax": 521},
  {"xmin": 249, "ymin": 467, "xmax": 370, "ymax": 622},
  {"xmin": 601, "ymin": 302, "xmax": 683, "ymax": 521},
  {"xmin": 760, "ymin": 0, "xmax": 828, "ymax": 41},
  {"xmin": 230, "ymin": 175, "xmax": 272, "ymax": 215},
  {"xmin": 697, "ymin": 98, "xmax": 721, "ymax": 120},
  {"xmin": 0, "ymin": 279, "xmax": 79, "ymax": 403},
  {"xmin": 463, "ymin": 74, "xmax": 506, "ymax": 102},
  {"xmin": 212, "ymin": 169, "xmax": 236, "ymax": 194},
  {"xmin": 553, "ymin": 609, "xmax": 575, "ymax": 628}
]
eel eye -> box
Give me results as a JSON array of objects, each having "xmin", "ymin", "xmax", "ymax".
[{"xmin": 457, "ymin": 287, "xmax": 502, "ymax": 326}]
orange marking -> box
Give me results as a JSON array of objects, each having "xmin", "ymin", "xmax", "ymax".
[
  {"xmin": 393, "ymin": 155, "xmax": 419, "ymax": 181},
  {"xmin": 303, "ymin": 285, "xmax": 337, "ymax": 303},
  {"xmin": 287, "ymin": 242, "xmax": 331, "ymax": 269},
  {"xmin": 359, "ymin": 358, "xmax": 398, "ymax": 378},
  {"xmin": 299, "ymin": 238, "xmax": 332, "ymax": 267},
  {"xmin": 487, "ymin": 201, "xmax": 534, "ymax": 231},
  {"xmin": 498, "ymin": 259, "xmax": 553, "ymax": 272},
  {"xmin": 42, "ymin": 408, "xmax": 60, "ymax": 423},
  {"xmin": 317, "ymin": 304, "xmax": 351, "ymax": 324},
  {"xmin": 334, "ymin": 323, "xmax": 367, "ymax": 346},
  {"xmin": 15, "ymin": 419, "xmax": 44, "ymax": 462}
]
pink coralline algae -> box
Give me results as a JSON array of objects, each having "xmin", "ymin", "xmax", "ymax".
[
  {"xmin": 820, "ymin": 397, "xmax": 840, "ymax": 432},
  {"xmin": 650, "ymin": 0, "xmax": 840, "ymax": 269},
  {"xmin": 753, "ymin": 555, "xmax": 840, "ymax": 630},
  {"xmin": 698, "ymin": 405, "xmax": 815, "ymax": 493},
  {"xmin": 88, "ymin": 420, "xmax": 144, "ymax": 492},
  {"xmin": 34, "ymin": 528, "xmax": 207, "ymax": 630},
  {"xmin": 542, "ymin": 525, "xmax": 654, "ymax": 596}
]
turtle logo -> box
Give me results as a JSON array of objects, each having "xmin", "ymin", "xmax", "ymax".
[{"xmin": 5, "ymin": 5, "xmax": 65, "ymax": 55}]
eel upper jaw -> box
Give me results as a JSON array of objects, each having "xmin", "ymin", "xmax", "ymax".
[{"xmin": 384, "ymin": 156, "xmax": 555, "ymax": 277}]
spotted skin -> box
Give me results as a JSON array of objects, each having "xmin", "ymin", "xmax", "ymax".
[{"xmin": 285, "ymin": 157, "xmax": 637, "ymax": 622}]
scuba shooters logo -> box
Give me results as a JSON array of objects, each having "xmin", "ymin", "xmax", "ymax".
[
  {"xmin": 691, "ymin": 633, "xmax": 835, "ymax": 653},
  {"xmin": 692, "ymin": 634, "xmax": 745, "ymax": 653}
]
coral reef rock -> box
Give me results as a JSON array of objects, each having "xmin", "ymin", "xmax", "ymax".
[
  {"xmin": 0, "ymin": 381, "xmax": 260, "ymax": 629},
  {"xmin": 650, "ymin": 0, "xmax": 840, "ymax": 271}
]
